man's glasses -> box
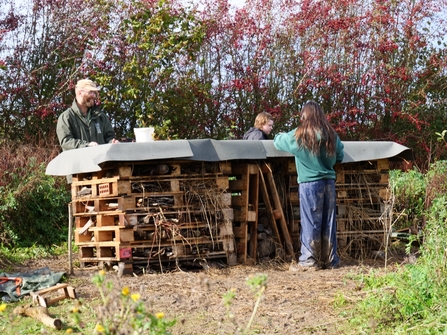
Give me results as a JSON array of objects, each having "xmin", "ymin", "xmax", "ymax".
[{"xmin": 82, "ymin": 90, "xmax": 98, "ymax": 97}]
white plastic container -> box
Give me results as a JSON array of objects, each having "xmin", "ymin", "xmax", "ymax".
[{"xmin": 134, "ymin": 127, "xmax": 155, "ymax": 142}]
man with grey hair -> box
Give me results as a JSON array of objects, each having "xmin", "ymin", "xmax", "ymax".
[{"xmin": 56, "ymin": 79, "xmax": 119, "ymax": 151}]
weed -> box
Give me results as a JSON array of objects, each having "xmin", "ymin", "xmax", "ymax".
[
  {"xmin": 222, "ymin": 273, "xmax": 267, "ymax": 335},
  {"xmin": 345, "ymin": 163, "xmax": 447, "ymax": 334},
  {"xmin": 333, "ymin": 293, "xmax": 347, "ymax": 308},
  {"xmin": 77, "ymin": 270, "xmax": 177, "ymax": 335}
]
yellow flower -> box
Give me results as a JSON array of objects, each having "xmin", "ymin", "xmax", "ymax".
[
  {"xmin": 98, "ymin": 270, "xmax": 106, "ymax": 276},
  {"xmin": 72, "ymin": 307, "xmax": 79, "ymax": 313},
  {"xmin": 95, "ymin": 324, "xmax": 105, "ymax": 333},
  {"xmin": 0, "ymin": 303, "xmax": 6, "ymax": 313},
  {"xmin": 155, "ymin": 312, "xmax": 164, "ymax": 319},
  {"xmin": 65, "ymin": 328, "xmax": 73, "ymax": 333},
  {"xmin": 131, "ymin": 293, "xmax": 140, "ymax": 302},
  {"xmin": 121, "ymin": 286, "xmax": 130, "ymax": 296}
]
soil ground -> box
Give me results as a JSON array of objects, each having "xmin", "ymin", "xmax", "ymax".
[{"xmin": 6, "ymin": 246, "xmax": 410, "ymax": 335}]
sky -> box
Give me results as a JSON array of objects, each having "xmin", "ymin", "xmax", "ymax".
[{"xmin": 230, "ymin": 0, "xmax": 246, "ymax": 7}]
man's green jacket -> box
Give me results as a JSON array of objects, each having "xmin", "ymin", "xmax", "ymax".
[{"xmin": 56, "ymin": 99, "xmax": 116, "ymax": 151}]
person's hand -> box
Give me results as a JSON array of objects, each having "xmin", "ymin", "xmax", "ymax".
[
  {"xmin": 111, "ymin": 138, "xmax": 119, "ymax": 144},
  {"xmin": 88, "ymin": 141, "xmax": 99, "ymax": 147}
]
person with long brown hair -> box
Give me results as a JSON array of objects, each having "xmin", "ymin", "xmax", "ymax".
[{"xmin": 274, "ymin": 100, "xmax": 344, "ymax": 270}]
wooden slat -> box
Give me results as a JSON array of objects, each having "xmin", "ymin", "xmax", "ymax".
[
  {"xmin": 258, "ymin": 165, "xmax": 281, "ymax": 246},
  {"xmin": 261, "ymin": 162, "xmax": 295, "ymax": 260}
]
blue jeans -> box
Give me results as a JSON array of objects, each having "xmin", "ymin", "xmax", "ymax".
[{"xmin": 298, "ymin": 179, "xmax": 339, "ymax": 268}]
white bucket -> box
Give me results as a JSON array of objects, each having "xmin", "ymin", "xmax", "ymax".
[{"xmin": 134, "ymin": 127, "xmax": 155, "ymax": 142}]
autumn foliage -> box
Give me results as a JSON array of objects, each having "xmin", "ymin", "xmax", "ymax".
[{"xmin": 0, "ymin": 0, "xmax": 447, "ymax": 170}]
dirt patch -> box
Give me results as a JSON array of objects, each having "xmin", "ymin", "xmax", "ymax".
[{"xmin": 14, "ymin": 250, "xmax": 409, "ymax": 335}]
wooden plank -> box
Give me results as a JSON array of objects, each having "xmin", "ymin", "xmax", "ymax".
[
  {"xmin": 221, "ymin": 208, "xmax": 234, "ymax": 220},
  {"xmin": 231, "ymin": 164, "xmax": 249, "ymax": 175},
  {"xmin": 335, "ymin": 197, "xmax": 383, "ymax": 203},
  {"xmin": 31, "ymin": 284, "xmax": 77, "ymax": 307},
  {"xmin": 289, "ymin": 175, "xmax": 298, "ymax": 186},
  {"xmin": 377, "ymin": 159, "xmax": 390, "ymax": 171},
  {"xmin": 75, "ymin": 231, "xmax": 92, "ymax": 244},
  {"xmin": 248, "ymin": 172, "xmax": 259, "ymax": 263},
  {"xmin": 79, "ymin": 246, "xmax": 96, "ymax": 258},
  {"xmin": 231, "ymin": 194, "xmax": 248, "ymax": 207},
  {"xmin": 95, "ymin": 230, "xmax": 113, "ymax": 242},
  {"xmin": 170, "ymin": 164, "xmax": 182, "ymax": 175},
  {"xmin": 71, "ymin": 176, "xmax": 117, "ymax": 187},
  {"xmin": 96, "ymin": 214, "xmax": 115, "ymax": 227},
  {"xmin": 220, "ymin": 162, "xmax": 232, "ymax": 175},
  {"xmin": 233, "ymin": 221, "xmax": 248, "ymax": 263},
  {"xmin": 98, "ymin": 246, "xmax": 117, "ymax": 258},
  {"xmin": 170, "ymin": 179, "xmax": 180, "ymax": 191},
  {"xmin": 118, "ymin": 229, "xmax": 134, "ymax": 242},
  {"xmin": 288, "ymin": 160, "xmax": 296, "ymax": 173},
  {"xmin": 247, "ymin": 163, "xmax": 259, "ymax": 174},
  {"xmin": 75, "ymin": 215, "xmax": 90, "ymax": 228},
  {"xmin": 118, "ymin": 196, "xmax": 135, "ymax": 210},
  {"xmin": 233, "ymin": 225, "xmax": 246, "ymax": 238},
  {"xmin": 261, "ymin": 162, "xmax": 295, "ymax": 261},
  {"xmin": 289, "ymin": 192, "xmax": 299, "ymax": 203},
  {"xmin": 118, "ymin": 166, "xmax": 132, "ymax": 179},
  {"xmin": 229, "ymin": 179, "xmax": 248, "ymax": 191},
  {"xmin": 216, "ymin": 176, "xmax": 230, "ymax": 190},
  {"xmin": 79, "ymin": 256, "xmax": 117, "ymax": 262},
  {"xmin": 233, "ymin": 209, "xmax": 257, "ymax": 222},
  {"xmin": 258, "ymin": 165, "xmax": 281, "ymax": 245},
  {"xmin": 72, "ymin": 200, "xmax": 92, "ymax": 215},
  {"xmin": 220, "ymin": 193, "xmax": 232, "ymax": 206}
]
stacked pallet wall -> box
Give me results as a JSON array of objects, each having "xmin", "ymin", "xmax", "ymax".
[
  {"xmin": 72, "ymin": 161, "xmax": 236, "ymax": 270},
  {"xmin": 72, "ymin": 157, "xmax": 393, "ymax": 266},
  {"xmin": 335, "ymin": 159, "xmax": 391, "ymax": 258},
  {"xmin": 286, "ymin": 159, "xmax": 391, "ymax": 258}
]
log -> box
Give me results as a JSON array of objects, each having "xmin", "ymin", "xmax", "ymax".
[{"xmin": 13, "ymin": 305, "xmax": 62, "ymax": 330}]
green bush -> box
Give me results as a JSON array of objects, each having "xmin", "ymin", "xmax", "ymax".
[
  {"xmin": 424, "ymin": 160, "xmax": 447, "ymax": 209},
  {"xmin": 0, "ymin": 158, "xmax": 70, "ymax": 248},
  {"xmin": 389, "ymin": 168, "xmax": 425, "ymax": 231}
]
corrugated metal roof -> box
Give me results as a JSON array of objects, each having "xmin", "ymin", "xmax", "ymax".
[{"xmin": 45, "ymin": 139, "xmax": 413, "ymax": 176}]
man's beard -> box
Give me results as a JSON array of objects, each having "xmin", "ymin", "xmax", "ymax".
[{"xmin": 84, "ymin": 97, "xmax": 96, "ymax": 107}]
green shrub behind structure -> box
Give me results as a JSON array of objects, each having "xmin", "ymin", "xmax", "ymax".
[
  {"xmin": 424, "ymin": 160, "xmax": 447, "ymax": 209},
  {"xmin": 0, "ymin": 144, "xmax": 70, "ymax": 248},
  {"xmin": 389, "ymin": 168, "xmax": 426, "ymax": 231}
]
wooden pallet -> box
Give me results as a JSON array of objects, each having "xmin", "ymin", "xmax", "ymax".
[
  {"xmin": 31, "ymin": 284, "xmax": 77, "ymax": 307},
  {"xmin": 229, "ymin": 163, "xmax": 259, "ymax": 264}
]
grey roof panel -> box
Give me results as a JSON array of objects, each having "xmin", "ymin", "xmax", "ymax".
[
  {"xmin": 184, "ymin": 139, "xmax": 268, "ymax": 161},
  {"xmin": 340, "ymin": 141, "xmax": 413, "ymax": 163},
  {"xmin": 46, "ymin": 140, "xmax": 194, "ymax": 175},
  {"xmin": 45, "ymin": 139, "xmax": 412, "ymax": 176}
]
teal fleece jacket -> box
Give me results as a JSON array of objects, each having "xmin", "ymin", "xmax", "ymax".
[
  {"xmin": 56, "ymin": 99, "xmax": 116, "ymax": 151},
  {"xmin": 274, "ymin": 129, "xmax": 344, "ymax": 183}
]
